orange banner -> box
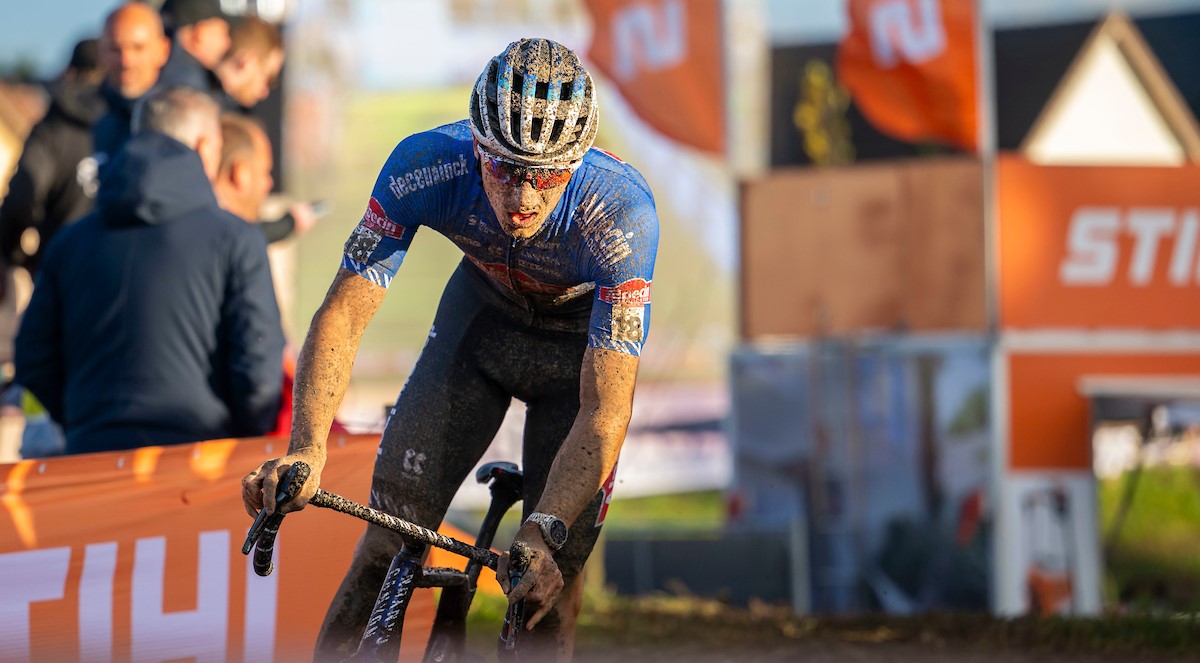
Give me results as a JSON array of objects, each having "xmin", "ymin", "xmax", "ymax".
[
  {"xmin": 0, "ymin": 435, "xmax": 500, "ymax": 663},
  {"xmin": 837, "ymin": 0, "xmax": 978, "ymax": 150},
  {"xmin": 998, "ymin": 156, "xmax": 1200, "ymax": 329},
  {"xmin": 1008, "ymin": 353, "xmax": 1200, "ymax": 470},
  {"xmin": 585, "ymin": 0, "xmax": 725, "ymax": 155}
]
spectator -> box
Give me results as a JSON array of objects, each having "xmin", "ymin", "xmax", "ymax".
[
  {"xmin": 14, "ymin": 87, "xmax": 285, "ymax": 455},
  {"xmin": 213, "ymin": 16, "xmax": 283, "ymax": 111},
  {"xmin": 211, "ymin": 18, "xmax": 317, "ymax": 244},
  {"xmin": 157, "ymin": 0, "xmax": 231, "ymax": 96},
  {"xmin": 92, "ymin": 2, "xmax": 171, "ymax": 171},
  {"xmin": 0, "ymin": 38, "xmax": 106, "ymax": 278},
  {"xmin": 213, "ymin": 113, "xmax": 315, "ymax": 241},
  {"xmin": 213, "ymin": 114, "xmax": 274, "ymax": 221}
]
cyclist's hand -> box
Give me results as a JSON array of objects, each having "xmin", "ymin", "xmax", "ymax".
[
  {"xmin": 497, "ymin": 531, "xmax": 563, "ymax": 630},
  {"xmin": 241, "ymin": 451, "xmax": 324, "ymax": 518}
]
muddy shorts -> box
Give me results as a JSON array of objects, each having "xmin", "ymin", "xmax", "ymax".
[{"xmin": 369, "ymin": 262, "xmax": 609, "ymax": 580}]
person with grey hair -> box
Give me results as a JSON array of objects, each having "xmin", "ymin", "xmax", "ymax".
[
  {"xmin": 14, "ymin": 85, "xmax": 286, "ymax": 455},
  {"xmin": 132, "ymin": 85, "xmax": 224, "ymax": 179}
]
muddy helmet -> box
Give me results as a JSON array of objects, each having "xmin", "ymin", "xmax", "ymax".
[{"xmin": 470, "ymin": 38, "xmax": 598, "ymax": 167}]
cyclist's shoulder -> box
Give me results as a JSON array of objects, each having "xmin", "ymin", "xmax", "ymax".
[
  {"xmin": 579, "ymin": 147, "xmax": 648, "ymax": 187},
  {"xmin": 386, "ymin": 120, "xmax": 474, "ymax": 168},
  {"xmin": 379, "ymin": 120, "xmax": 476, "ymax": 200},
  {"xmin": 570, "ymin": 148, "xmax": 657, "ymax": 226}
]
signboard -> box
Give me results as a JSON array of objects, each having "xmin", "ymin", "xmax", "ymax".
[{"xmin": 998, "ymin": 157, "xmax": 1200, "ymax": 329}]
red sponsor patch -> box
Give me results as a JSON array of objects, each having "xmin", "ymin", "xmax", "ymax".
[
  {"xmin": 362, "ymin": 197, "xmax": 404, "ymax": 238},
  {"xmin": 599, "ymin": 278, "xmax": 651, "ymax": 307},
  {"xmin": 595, "ymin": 462, "xmax": 618, "ymax": 527}
]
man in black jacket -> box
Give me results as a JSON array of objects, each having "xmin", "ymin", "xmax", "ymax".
[
  {"xmin": 0, "ymin": 39, "xmax": 106, "ymax": 277},
  {"xmin": 158, "ymin": 0, "xmax": 231, "ymax": 97},
  {"xmin": 92, "ymin": 2, "xmax": 172, "ymax": 175},
  {"xmin": 15, "ymin": 86, "xmax": 285, "ymax": 455}
]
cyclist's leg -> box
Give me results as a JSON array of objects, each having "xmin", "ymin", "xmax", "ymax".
[
  {"xmin": 485, "ymin": 324, "xmax": 605, "ymax": 661},
  {"xmin": 314, "ymin": 269, "xmax": 512, "ymax": 662},
  {"xmin": 521, "ymin": 394, "xmax": 611, "ymax": 661}
]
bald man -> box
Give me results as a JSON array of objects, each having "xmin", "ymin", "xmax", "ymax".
[
  {"xmin": 92, "ymin": 2, "xmax": 171, "ymax": 171},
  {"xmin": 214, "ymin": 114, "xmax": 273, "ymax": 221},
  {"xmin": 214, "ymin": 114, "xmax": 316, "ymax": 242}
]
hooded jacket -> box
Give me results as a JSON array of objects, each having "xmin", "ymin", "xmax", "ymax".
[
  {"xmin": 0, "ymin": 78, "xmax": 106, "ymax": 275},
  {"xmin": 15, "ymin": 130, "xmax": 285, "ymax": 454}
]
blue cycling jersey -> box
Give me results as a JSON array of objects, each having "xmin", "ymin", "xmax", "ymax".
[{"xmin": 342, "ymin": 120, "xmax": 660, "ymax": 356}]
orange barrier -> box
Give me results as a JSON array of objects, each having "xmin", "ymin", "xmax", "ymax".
[{"xmin": 0, "ymin": 434, "xmax": 502, "ymax": 663}]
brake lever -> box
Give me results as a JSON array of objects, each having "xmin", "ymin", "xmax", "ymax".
[
  {"xmin": 241, "ymin": 461, "xmax": 311, "ymax": 569},
  {"xmin": 497, "ymin": 541, "xmax": 532, "ymax": 658}
]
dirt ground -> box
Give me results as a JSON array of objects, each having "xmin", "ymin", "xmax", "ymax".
[
  {"xmin": 560, "ymin": 596, "xmax": 1197, "ymax": 663},
  {"xmin": 574, "ymin": 642, "xmax": 1177, "ymax": 663}
]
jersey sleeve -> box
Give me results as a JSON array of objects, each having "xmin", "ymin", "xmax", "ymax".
[
  {"xmin": 587, "ymin": 191, "xmax": 660, "ymax": 357},
  {"xmin": 340, "ymin": 132, "xmax": 474, "ymax": 288}
]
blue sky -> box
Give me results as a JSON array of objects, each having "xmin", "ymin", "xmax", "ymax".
[{"xmin": 0, "ymin": 0, "xmax": 110, "ymax": 76}]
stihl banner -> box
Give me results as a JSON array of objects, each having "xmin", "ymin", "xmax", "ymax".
[
  {"xmin": 0, "ymin": 435, "xmax": 497, "ymax": 662},
  {"xmin": 997, "ymin": 156, "xmax": 1200, "ymax": 329}
]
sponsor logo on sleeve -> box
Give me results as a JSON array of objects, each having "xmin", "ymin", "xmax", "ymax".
[
  {"xmin": 598, "ymin": 278, "xmax": 651, "ymax": 307},
  {"xmin": 344, "ymin": 225, "xmax": 382, "ymax": 263},
  {"xmin": 362, "ymin": 197, "xmax": 405, "ymax": 239}
]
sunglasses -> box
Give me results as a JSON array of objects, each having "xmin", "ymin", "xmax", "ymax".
[{"xmin": 478, "ymin": 147, "xmax": 578, "ymax": 191}]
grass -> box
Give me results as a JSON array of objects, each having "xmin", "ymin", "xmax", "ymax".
[
  {"xmin": 446, "ymin": 489, "xmax": 726, "ymax": 551},
  {"xmin": 599, "ymin": 489, "xmax": 726, "ymax": 535},
  {"xmin": 1098, "ymin": 465, "xmax": 1200, "ymax": 611}
]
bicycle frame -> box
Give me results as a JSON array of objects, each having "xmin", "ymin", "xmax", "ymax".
[{"xmin": 244, "ymin": 461, "xmax": 527, "ymax": 663}]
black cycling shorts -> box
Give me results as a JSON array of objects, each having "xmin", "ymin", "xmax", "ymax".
[{"xmin": 369, "ymin": 260, "xmax": 609, "ymax": 580}]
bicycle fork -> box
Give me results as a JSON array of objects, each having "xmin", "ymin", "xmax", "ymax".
[{"xmin": 356, "ymin": 546, "xmax": 424, "ymax": 662}]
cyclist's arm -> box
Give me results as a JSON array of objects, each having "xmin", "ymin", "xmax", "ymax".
[
  {"xmin": 528, "ymin": 346, "xmax": 637, "ymax": 526},
  {"xmin": 245, "ymin": 267, "xmax": 385, "ymax": 515},
  {"xmin": 290, "ymin": 268, "xmax": 385, "ymax": 452}
]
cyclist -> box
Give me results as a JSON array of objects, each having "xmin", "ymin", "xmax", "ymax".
[{"xmin": 242, "ymin": 38, "xmax": 658, "ymax": 661}]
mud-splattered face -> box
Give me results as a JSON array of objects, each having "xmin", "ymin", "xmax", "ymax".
[{"xmin": 479, "ymin": 152, "xmax": 572, "ymax": 240}]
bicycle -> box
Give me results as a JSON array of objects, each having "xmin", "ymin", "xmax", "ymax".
[{"xmin": 242, "ymin": 460, "xmax": 532, "ymax": 662}]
